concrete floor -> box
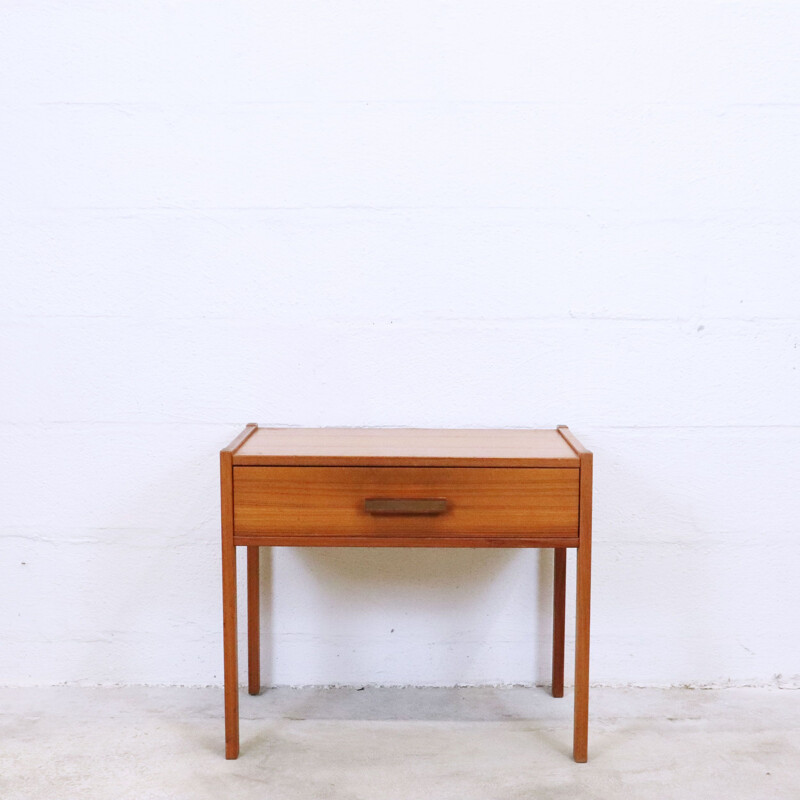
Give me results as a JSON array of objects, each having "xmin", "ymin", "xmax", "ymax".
[{"xmin": 1, "ymin": 686, "xmax": 797, "ymax": 799}]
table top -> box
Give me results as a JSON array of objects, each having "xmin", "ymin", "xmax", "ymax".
[{"xmin": 229, "ymin": 427, "xmax": 582, "ymax": 467}]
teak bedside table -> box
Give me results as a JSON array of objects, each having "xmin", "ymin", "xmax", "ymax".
[{"xmin": 220, "ymin": 426, "xmax": 593, "ymax": 762}]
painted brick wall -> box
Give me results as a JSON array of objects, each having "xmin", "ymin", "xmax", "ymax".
[{"xmin": 2, "ymin": 1, "xmax": 798, "ymax": 687}]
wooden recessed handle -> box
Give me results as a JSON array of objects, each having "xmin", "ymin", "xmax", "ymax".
[{"xmin": 364, "ymin": 498, "xmax": 448, "ymax": 516}]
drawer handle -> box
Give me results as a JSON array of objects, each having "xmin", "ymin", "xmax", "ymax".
[{"xmin": 364, "ymin": 498, "xmax": 448, "ymax": 516}]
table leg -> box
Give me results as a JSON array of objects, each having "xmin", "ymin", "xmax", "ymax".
[
  {"xmin": 222, "ymin": 537, "xmax": 239, "ymax": 759},
  {"xmin": 573, "ymin": 538, "xmax": 591, "ymax": 762},
  {"xmin": 247, "ymin": 546, "xmax": 261, "ymax": 695},
  {"xmin": 552, "ymin": 548, "xmax": 566, "ymax": 698}
]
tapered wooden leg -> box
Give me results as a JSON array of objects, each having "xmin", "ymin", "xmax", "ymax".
[
  {"xmin": 221, "ymin": 537, "xmax": 239, "ymax": 759},
  {"xmin": 247, "ymin": 546, "xmax": 261, "ymax": 696},
  {"xmin": 552, "ymin": 548, "xmax": 566, "ymax": 698},
  {"xmin": 573, "ymin": 538, "xmax": 591, "ymax": 763}
]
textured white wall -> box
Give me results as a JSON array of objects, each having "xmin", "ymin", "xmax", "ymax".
[{"xmin": 2, "ymin": 1, "xmax": 799, "ymax": 688}]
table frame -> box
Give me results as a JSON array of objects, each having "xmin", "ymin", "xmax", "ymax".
[{"xmin": 220, "ymin": 425, "xmax": 592, "ymax": 762}]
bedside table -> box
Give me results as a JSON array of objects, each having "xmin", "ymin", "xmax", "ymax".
[{"xmin": 220, "ymin": 426, "xmax": 593, "ymax": 761}]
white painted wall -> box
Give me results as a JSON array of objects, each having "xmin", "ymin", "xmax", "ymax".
[{"xmin": 2, "ymin": 1, "xmax": 798, "ymax": 688}]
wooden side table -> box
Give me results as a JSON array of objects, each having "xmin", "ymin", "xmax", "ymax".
[{"xmin": 220, "ymin": 426, "xmax": 593, "ymax": 761}]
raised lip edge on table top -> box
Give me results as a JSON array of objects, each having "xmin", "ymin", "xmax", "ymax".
[{"xmin": 221, "ymin": 425, "xmax": 589, "ymax": 468}]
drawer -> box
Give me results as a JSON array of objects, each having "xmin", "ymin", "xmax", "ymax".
[{"xmin": 233, "ymin": 466, "xmax": 579, "ymax": 539}]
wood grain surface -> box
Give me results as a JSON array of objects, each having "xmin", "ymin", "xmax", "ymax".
[
  {"xmin": 220, "ymin": 425, "xmax": 593, "ymax": 762},
  {"xmin": 234, "ymin": 535, "xmax": 580, "ymax": 548},
  {"xmin": 233, "ymin": 466, "xmax": 579, "ymax": 540},
  {"xmin": 219, "ymin": 448, "xmax": 239, "ymax": 759},
  {"xmin": 233, "ymin": 427, "xmax": 579, "ymax": 467},
  {"xmin": 573, "ymin": 447, "xmax": 593, "ymax": 762},
  {"xmin": 246, "ymin": 546, "xmax": 260, "ymax": 696},
  {"xmin": 552, "ymin": 547, "xmax": 567, "ymax": 698}
]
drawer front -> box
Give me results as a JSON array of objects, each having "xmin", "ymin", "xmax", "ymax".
[{"xmin": 233, "ymin": 466, "xmax": 579, "ymax": 539}]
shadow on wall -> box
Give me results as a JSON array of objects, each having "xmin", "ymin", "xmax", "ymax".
[{"xmin": 255, "ymin": 546, "xmax": 559, "ymax": 687}]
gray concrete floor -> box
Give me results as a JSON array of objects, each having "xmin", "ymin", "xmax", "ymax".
[{"xmin": 1, "ymin": 686, "xmax": 797, "ymax": 799}]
